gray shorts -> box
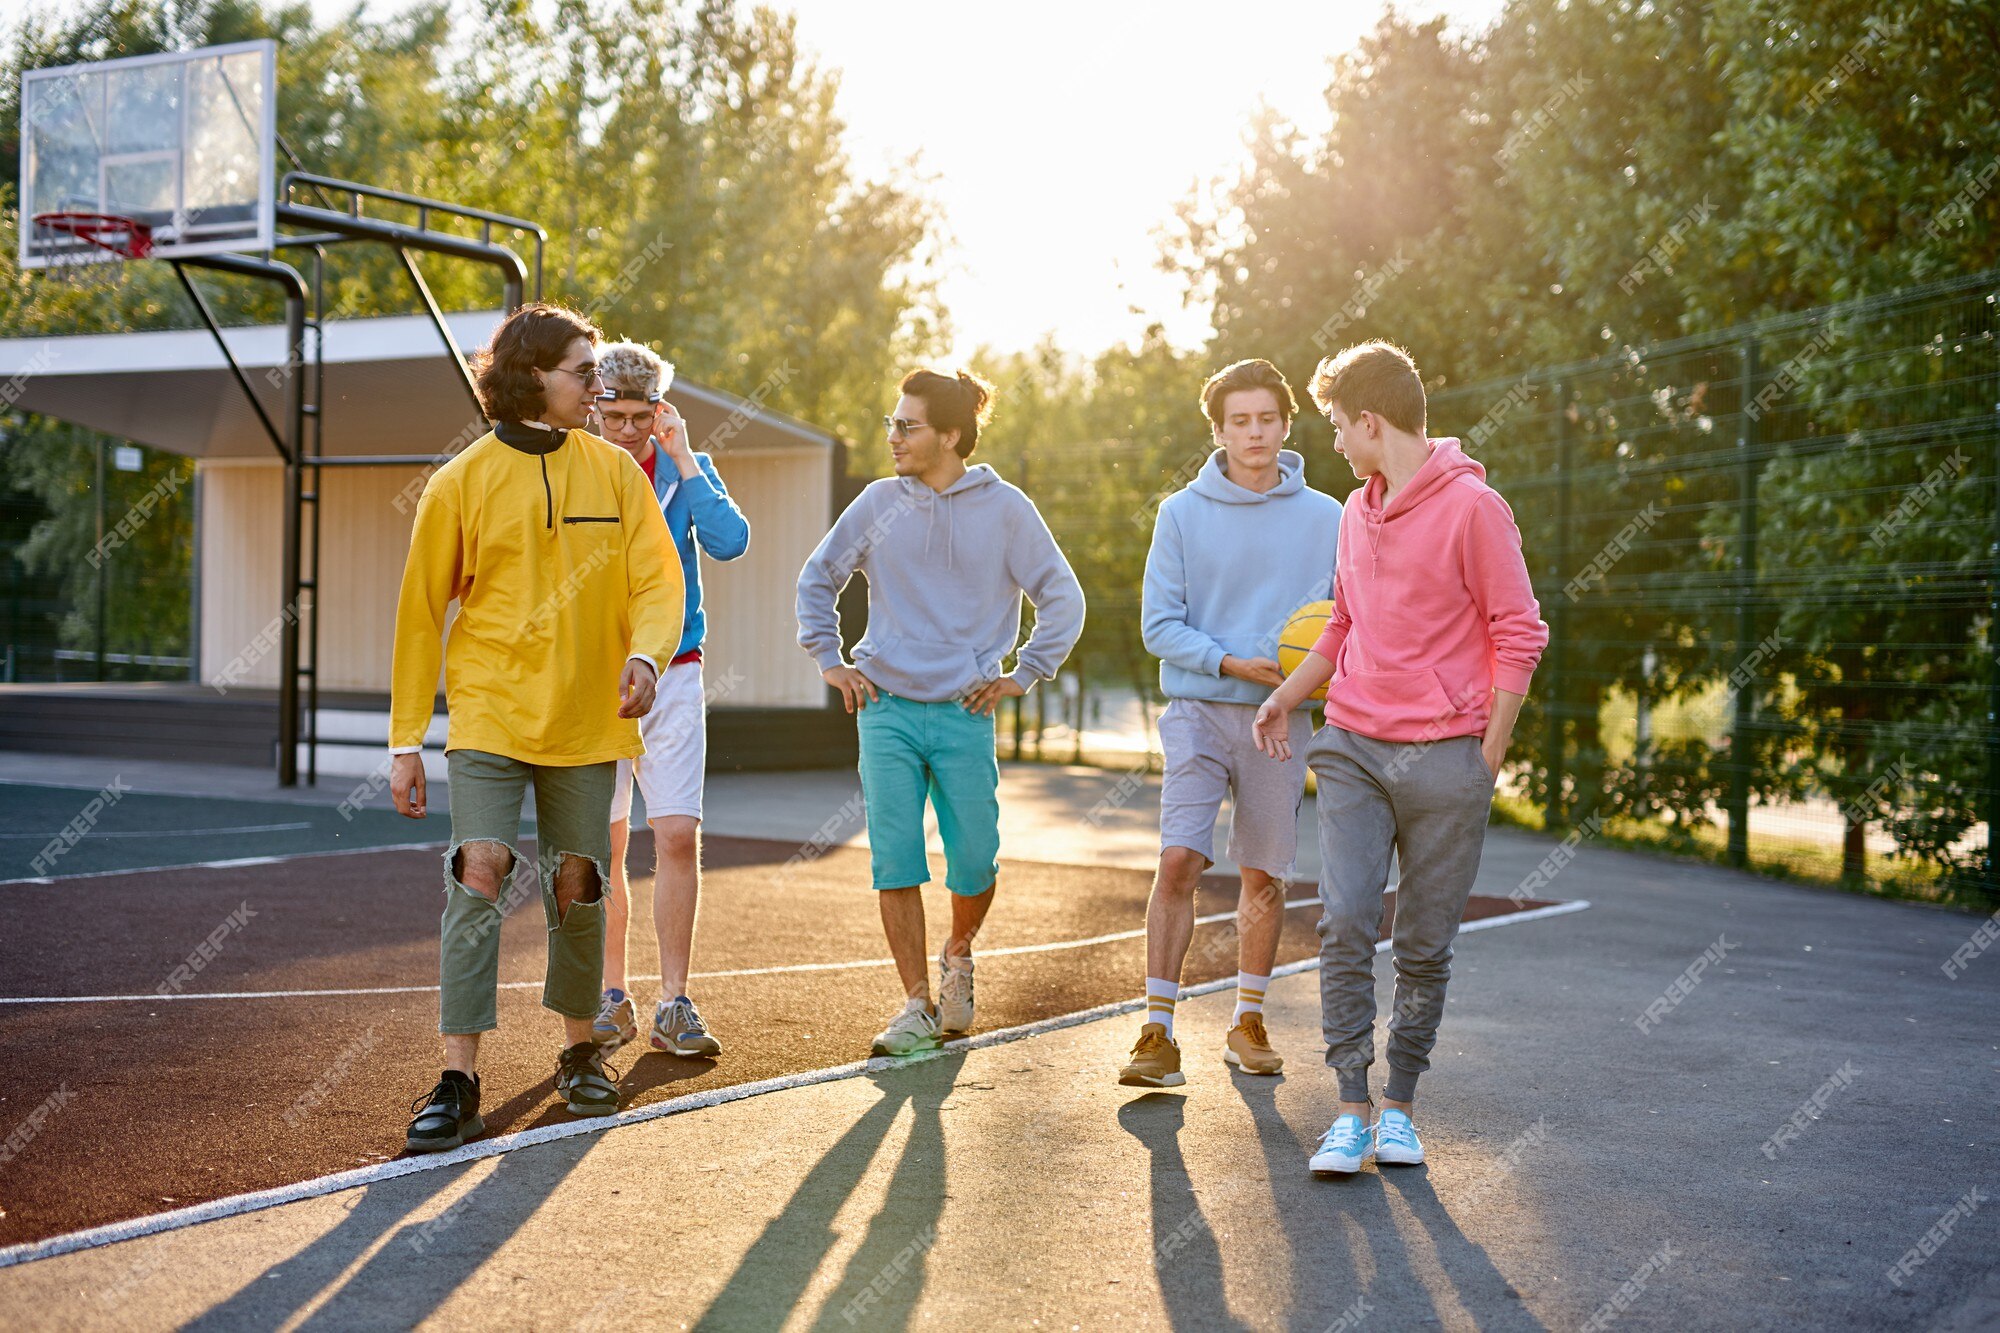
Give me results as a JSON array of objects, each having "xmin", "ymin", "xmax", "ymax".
[{"xmin": 1157, "ymin": 698, "xmax": 1312, "ymax": 877}]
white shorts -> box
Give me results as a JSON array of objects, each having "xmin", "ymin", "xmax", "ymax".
[{"xmin": 610, "ymin": 658, "xmax": 707, "ymax": 825}]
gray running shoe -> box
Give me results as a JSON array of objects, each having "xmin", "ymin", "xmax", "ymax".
[
  {"xmin": 937, "ymin": 948, "xmax": 975, "ymax": 1033},
  {"xmin": 651, "ymin": 995, "xmax": 722, "ymax": 1057},
  {"xmin": 593, "ymin": 988, "xmax": 637, "ymax": 1053}
]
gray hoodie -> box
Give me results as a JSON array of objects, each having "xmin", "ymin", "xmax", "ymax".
[{"xmin": 796, "ymin": 464, "xmax": 1085, "ymax": 703}]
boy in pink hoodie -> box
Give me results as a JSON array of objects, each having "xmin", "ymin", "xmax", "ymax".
[{"xmin": 1252, "ymin": 341, "xmax": 1548, "ymax": 1176}]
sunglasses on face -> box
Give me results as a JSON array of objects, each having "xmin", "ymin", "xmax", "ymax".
[{"xmin": 884, "ymin": 416, "xmax": 930, "ymax": 439}]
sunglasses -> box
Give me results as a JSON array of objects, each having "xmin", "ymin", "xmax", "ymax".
[{"xmin": 884, "ymin": 416, "xmax": 931, "ymax": 439}]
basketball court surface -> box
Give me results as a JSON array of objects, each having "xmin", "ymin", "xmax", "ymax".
[{"xmin": 0, "ymin": 773, "xmax": 1574, "ymax": 1257}]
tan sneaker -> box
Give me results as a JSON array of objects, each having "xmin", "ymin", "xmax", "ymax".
[
  {"xmin": 1224, "ymin": 1013, "xmax": 1284, "ymax": 1074},
  {"xmin": 592, "ymin": 989, "xmax": 637, "ymax": 1053},
  {"xmin": 1118, "ymin": 1022, "xmax": 1185, "ymax": 1087},
  {"xmin": 937, "ymin": 948, "xmax": 975, "ymax": 1034}
]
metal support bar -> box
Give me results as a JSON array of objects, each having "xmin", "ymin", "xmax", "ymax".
[
  {"xmin": 278, "ymin": 199, "xmax": 529, "ymax": 311},
  {"xmin": 398, "ymin": 247, "xmax": 485, "ymax": 419},
  {"xmin": 305, "ymin": 245, "xmax": 327, "ymax": 787},
  {"xmin": 169, "ymin": 260, "xmax": 297, "ymax": 464},
  {"xmin": 273, "ymin": 231, "xmax": 361, "ymax": 250},
  {"xmin": 170, "ymin": 251, "xmax": 311, "ymax": 787},
  {"xmin": 307, "ymin": 454, "xmax": 464, "ymax": 467}
]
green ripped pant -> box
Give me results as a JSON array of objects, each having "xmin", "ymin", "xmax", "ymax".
[{"xmin": 439, "ymin": 749, "xmax": 616, "ymax": 1035}]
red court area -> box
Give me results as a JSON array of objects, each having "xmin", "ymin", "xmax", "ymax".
[{"xmin": 0, "ymin": 834, "xmax": 1551, "ymax": 1248}]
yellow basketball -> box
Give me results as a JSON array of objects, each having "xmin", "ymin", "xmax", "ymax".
[{"xmin": 1276, "ymin": 600, "xmax": 1334, "ymax": 701}]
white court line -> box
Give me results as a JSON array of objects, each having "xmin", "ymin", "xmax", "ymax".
[
  {"xmin": 0, "ymin": 822, "xmax": 313, "ymax": 840},
  {"xmin": 0, "ymin": 839, "xmax": 454, "ymax": 888},
  {"xmin": 0, "ymin": 897, "xmax": 1335, "ymax": 1004},
  {"xmin": 0, "ymin": 898, "xmax": 1590, "ymax": 1270}
]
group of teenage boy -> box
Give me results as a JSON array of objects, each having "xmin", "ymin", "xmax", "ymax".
[{"xmin": 387, "ymin": 301, "xmax": 1548, "ymax": 1178}]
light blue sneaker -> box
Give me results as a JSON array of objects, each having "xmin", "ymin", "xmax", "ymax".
[
  {"xmin": 1374, "ymin": 1108, "xmax": 1425, "ymax": 1165},
  {"xmin": 1310, "ymin": 1113, "xmax": 1373, "ymax": 1174}
]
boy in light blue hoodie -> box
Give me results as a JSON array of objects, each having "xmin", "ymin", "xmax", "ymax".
[
  {"xmin": 1118, "ymin": 359, "xmax": 1341, "ymax": 1089},
  {"xmin": 797, "ymin": 368, "xmax": 1084, "ymax": 1058}
]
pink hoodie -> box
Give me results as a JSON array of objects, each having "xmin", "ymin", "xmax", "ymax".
[{"xmin": 1309, "ymin": 437, "xmax": 1549, "ymax": 742}]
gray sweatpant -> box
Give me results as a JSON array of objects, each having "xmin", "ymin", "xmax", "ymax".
[{"xmin": 1306, "ymin": 724, "xmax": 1495, "ymax": 1104}]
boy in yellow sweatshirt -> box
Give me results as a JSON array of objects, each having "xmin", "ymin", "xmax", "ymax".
[{"xmin": 388, "ymin": 303, "xmax": 684, "ymax": 1151}]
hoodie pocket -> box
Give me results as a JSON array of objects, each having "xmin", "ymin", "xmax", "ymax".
[
  {"xmin": 855, "ymin": 634, "xmax": 984, "ymax": 696},
  {"xmin": 1326, "ymin": 667, "xmax": 1460, "ymax": 737}
]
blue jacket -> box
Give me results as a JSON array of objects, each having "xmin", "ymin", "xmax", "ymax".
[
  {"xmin": 1142, "ymin": 448, "xmax": 1341, "ymax": 707},
  {"xmin": 646, "ymin": 447, "xmax": 750, "ymax": 658}
]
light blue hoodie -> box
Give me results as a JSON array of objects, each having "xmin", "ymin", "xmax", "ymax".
[
  {"xmin": 796, "ymin": 463, "xmax": 1085, "ymax": 703},
  {"xmin": 1142, "ymin": 448, "xmax": 1342, "ymax": 708}
]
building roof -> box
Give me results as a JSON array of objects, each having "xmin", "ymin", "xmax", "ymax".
[{"xmin": 0, "ymin": 309, "xmax": 838, "ymax": 460}]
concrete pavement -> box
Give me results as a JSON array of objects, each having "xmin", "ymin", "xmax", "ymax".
[{"xmin": 0, "ymin": 756, "xmax": 1995, "ymax": 1329}]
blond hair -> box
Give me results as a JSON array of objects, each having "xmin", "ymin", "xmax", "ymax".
[{"xmin": 598, "ymin": 340, "xmax": 676, "ymax": 402}]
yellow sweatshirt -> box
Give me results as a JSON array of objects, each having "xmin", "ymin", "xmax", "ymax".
[{"xmin": 389, "ymin": 423, "xmax": 685, "ymax": 765}]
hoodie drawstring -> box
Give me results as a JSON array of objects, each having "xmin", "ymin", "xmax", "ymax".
[
  {"xmin": 919, "ymin": 490, "xmax": 958, "ymax": 570},
  {"xmin": 539, "ymin": 453, "xmax": 553, "ymax": 531}
]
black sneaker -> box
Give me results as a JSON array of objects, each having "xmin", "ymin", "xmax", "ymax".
[
  {"xmin": 555, "ymin": 1041, "xmax": 621, "ymax": 1117},
  {"xmin": 406, "ymin": 1070, "xmax": 484, "ymax": 1153}
]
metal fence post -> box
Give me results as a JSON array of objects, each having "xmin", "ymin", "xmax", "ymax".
[
  {"xmin": 1726, "ymin": 336, "xmax": 1762, "ymax": 869},
  {"xmin": 93, "ymin": 429, "xmax": 106, "ymax": 681},
  {"xmin": 1986, "ymin": 319, "xmax": 2000, "ymax": 901},
  {"xmin": 1545, "ymin": 381, "xmax": 1570, "ymax": 830}
]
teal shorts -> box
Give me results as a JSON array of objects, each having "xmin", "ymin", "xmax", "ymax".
[{"xmin": 855, "ymin": 691, "xmax": 1000, "ymax": 896}]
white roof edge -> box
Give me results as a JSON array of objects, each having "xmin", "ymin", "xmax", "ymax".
[
  {"xmin": 0, "ymin": 310, "xmax": 503, "ymax": 376},
  {"xmin": 0, "ymin": 310, "xmax": 838, "ymax": 450}
]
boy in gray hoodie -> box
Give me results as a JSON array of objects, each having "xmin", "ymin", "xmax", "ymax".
[
  {"xmin": 797, "ymin": 368, "xmax": 1085, "ymax": 1057},
  {"xmin": 1118, "ymin": 359, "xmax": 1342, "ymax": 1089}
]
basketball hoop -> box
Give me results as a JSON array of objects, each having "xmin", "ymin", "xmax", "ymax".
[{"xmin": 32, "ymin": 211, "xmax": 154, "ymax": 261}]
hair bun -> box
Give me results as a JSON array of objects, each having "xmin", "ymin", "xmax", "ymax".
[
  {"xmin": 957, "ymin": 370, "xmax": 994, "ymax": 425},
  {"xmin": 899, "ymin": 366, "xmax": 996, "ymax": 458}
]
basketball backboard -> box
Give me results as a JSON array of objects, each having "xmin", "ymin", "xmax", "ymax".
[{"xmin": 18, "ymin": 38, "xmax": 277, "ymax": 268}]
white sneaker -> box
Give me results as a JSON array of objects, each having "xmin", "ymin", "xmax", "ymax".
[
  {"xmin": 937, "ymin": 948, "xmax": 975, "ymax": 1033},
  {"xmin": 1373, "ymin": 1108, "xmax": 1425, "ymax": 1165},
  {"xmin": 871, "ymin": 999, "xmax": 943, "ymax": 1057}
]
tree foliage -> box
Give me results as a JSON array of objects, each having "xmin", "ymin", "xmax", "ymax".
[{"xmin": 0, "ymin": 0, "xmax": 944, "ymax": 665}]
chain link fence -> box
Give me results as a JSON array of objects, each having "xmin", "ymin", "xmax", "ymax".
[
  {"xmin": 1002, "ymin": 271, "xmax": 1999, "ymax": 908},
  {"xmin": 1435, "ymin": 270, "xmax": 1997, "ymax": 906}
]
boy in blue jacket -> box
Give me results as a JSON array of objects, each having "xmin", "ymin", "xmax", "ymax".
[
  {"xmin": 1119, "ymin": 359, "xmax": 1341, "ymax": 1088},
  {"xmin": 589, "ymin": 341, "xmax": 751, "ymax": 1059}
]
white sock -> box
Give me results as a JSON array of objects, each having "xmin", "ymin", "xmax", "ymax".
[
  {"xmin": 1233, "ymin": 971, "xmax": 1269, "ymax": 1023},
  {"xmin": 1144, "ymin": 978, "xmax": 1180, "ymax": 1039}
]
